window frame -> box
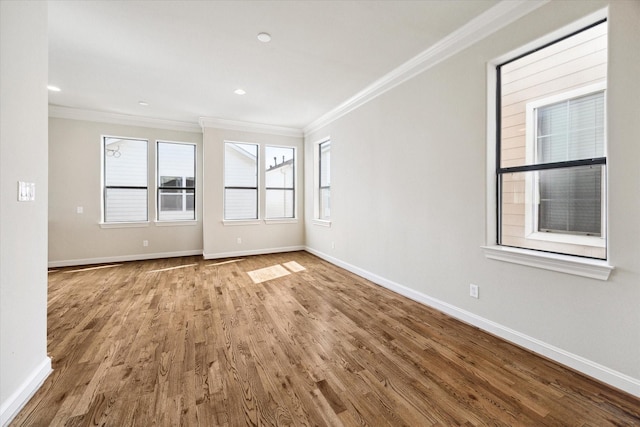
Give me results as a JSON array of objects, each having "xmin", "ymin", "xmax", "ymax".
[
  {"xmin": 484, "ymin": 10, "xmax": 613, "ymax": 280},
  {"xmin": 264, "ymin": 145, "xmax": 296, "ymax": 220},
  {"xmin": 102, "ymin": 135, "xmax": 149, "ymax": 224},
  {"xmin": 495, "ymin": 19, "xmax": 608, "ymax": 260},
  {"xmin": 223, "ymin": 141, "xmax": 260, "ymax": 222},
  {"xmin": 156, "ymin": 140, "xmax": 197, "ymax": 222}
]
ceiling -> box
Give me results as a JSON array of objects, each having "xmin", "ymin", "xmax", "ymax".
[{"xmin": 48, "ymin": 0, "xmax": 499, "ymax": 130}]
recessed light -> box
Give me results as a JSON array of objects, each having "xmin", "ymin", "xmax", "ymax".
[
  {"xmin": 257, "ymin": 32, "xmax": 271, "ymax": 43},
  {"xmin": 234, "ymin": 89, "xmax": 246, "ymax": 95},
  {"xmin": 47, "ymin": 85, "xmax": 61, "ymax": 92},
  {"xmin": 138, "ymin": 101, "xmax": 149, "ymax": 106}
]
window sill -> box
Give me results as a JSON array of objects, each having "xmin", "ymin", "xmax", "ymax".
[
  {"xmin": 154, "ymin": 220, "xmax": 198, "ymax": 227},
  {"xmin": 265, "ymin": 218, "xmax": 298, "ymax": 225},
  {"xmin": 312, "ymin": 219, "xmax": 331, "ymax": 228},
  {"xmin": 100, "ymin": 221, "xmax": 150, "ymax": 229},
  {"xmin": 526, "ymin": 231, "xmax": 605, "ymax": 248},
  {"xmin": 482, "ymin": 245, "xmax": 613, "ymax": 281},
  {"xmin": 223, "ymin": 219, "xmax": 261, "ymax": 226}
]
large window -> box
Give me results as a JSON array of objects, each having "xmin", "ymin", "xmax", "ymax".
[
  {"xmin": 224, "ymin": 142, "xmax": 258, "ymax": 220},
  {"xmin": 319, "ymin": 140, "xmax": 331, "ymax": 220},
  {"xmin": 497, "ymin": 21, "xmax": 607, "ymax": 259},
  {"xmin": 103, "ymin": 136, "xmax": 148, "ymax": 222},
  {"xmin": 265, "ymin": 146, "xmax": 295, "ymax": 219},
  {"xmin": 157, "ymin": 141, "xmax": 195, "ymax": 221}
]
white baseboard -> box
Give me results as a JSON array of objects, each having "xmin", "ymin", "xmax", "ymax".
[
  {"xmin": 48, "ymin": 249, "xmax": 203, "ymax": 268},
  {"xmin": 1, "ymin": 357, "xmax": 52, "ymax": 427},
  {"xmin": 305, "ymin": 247, "xmax": 640, "ymax": 398},
  {"xmin": 203, "ymin": 245, "xmax": 305, "ymax": 260}
]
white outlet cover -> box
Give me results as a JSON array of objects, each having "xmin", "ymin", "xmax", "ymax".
[
  {"xmin": 470, "ymin": 284, "xmax": 479, "ymax": 298},
  {"xmin": 18, "ymin": 181, "xmax": 35, "ymax": 201}
]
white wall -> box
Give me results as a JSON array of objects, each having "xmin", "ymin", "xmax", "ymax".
[
  {"xmin": 202, "ymin": 126, "xmax": 304, "ymax": 258},
  {"xmin": 48, "ymin": 118, "xmax": 203, "ymax": 266},
  {"xmin": 0, "ymin": 1, "xmax": 51, "ymax": 424},
  {"xmin": 305, "ymin": 0, "xmax": 640, "ymax": 395}
]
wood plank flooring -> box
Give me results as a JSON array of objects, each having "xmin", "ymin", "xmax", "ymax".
[{"xmin": 11, "ymin": 251, "xmax": 640, "ymax": 426}]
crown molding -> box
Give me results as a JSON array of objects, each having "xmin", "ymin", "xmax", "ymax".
[
  {"xmin": 49, "ymin": 105, "xmax": 202, "ymax": 133},
  {"xmin": 198, "ymin": 117, "xmax": 303, "ymax": 138},
  {"xmin": 303, "ymin": 0, "xmax": 549, "ymax": 136}
]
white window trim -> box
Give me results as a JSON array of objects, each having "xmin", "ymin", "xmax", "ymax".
[
  {"xmin": 523, "ymin": 82, "xmax": 607, "ymax": 248},
  {"xmin": 482, "ymin": 245, "xmax": 613, "ymax": 281},
  {"xmin": 154, "ymin": 220, "xmax": 198, "ymax": 227},
  {"xmin": 222, "ymin": 219, "xmax": 262, "ymax": 226},
  {"xmin": 484, "ymin": 8, "xmax": 614, "ymax": 280},
  {"xmin": 100, "ymin": 221, "xmax": 150, "ymax": 229},
  {"xmin": 265, "ymin": 218, "xmax": 298, "ymax": 225},
  {"xmin": 312, "ymin": 219, "xmax": 332, "ymax": 228}
]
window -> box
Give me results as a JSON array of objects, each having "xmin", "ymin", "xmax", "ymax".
[
  {"xmin": 319, "ymin": 140, "xmax": 331, "ymax": 220},
  {"xmin": 497, "ymin": 21, "xmax": 607, "ymax": 259},
  {"xmin": 157, "ymin": 141, "xmax": 195, "ymax": 221},
  {"xmin": 224, "ymin": 142, "xmax": 258, "ymax": 220},
  {"xmin": 103, "ymin": 136, "xmax": 148, "ymax": 222},
  {"xmin": 265, "ymin": 146, "xmax": 295, "ymax": 219}
]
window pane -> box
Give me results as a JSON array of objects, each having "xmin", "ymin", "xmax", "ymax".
[
  {"xmin": 105, "ymin": 188, "xmax": 147, "ymax": 222},
  {"xmin": 105, "ymin": 138, "xmax": 147, "ymax": 187},
  {"xmin": 500, "ymin": 167, "xmax": 605, "ymax": 259},
  {"xmin": 539, "ymin": 166, "xmax": 602, "ymax": 235},
  {"xmin": 266, "ymin": 189, "xmax": 294, "ymax": 218},
  {"xmin": 500, "ymin": 22, "xmax": 607, "ymax": 169},
  {"xmin": 320, "ymin": 142, "xmax": 330, "ymax": 187},
  {"xmin": 320, "ymin": 188, "xmax": 330, "ymax": 220},
  {"xmin": 225, "ymin": 189, "xmax": 257, "ymax": 220},
  {"xmin": 158, "ymin": 189, "xmax": 195, "ymax": 221},
  {"xmin": 225, "ymin": 142, "xmax": 258, "ymax": 187},
  {"xmin": 158, "ymin": 143, "xmax": 195, "ymax": 187}
]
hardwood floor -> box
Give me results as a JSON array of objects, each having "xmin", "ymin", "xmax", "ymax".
[{"xmin": 11, "ymin": 251, "xmax": 640, "ymax": 426}]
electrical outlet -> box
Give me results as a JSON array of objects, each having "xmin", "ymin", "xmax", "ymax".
[
  {"xmin": 470, "ymin": 284, "xmax": 479, "ymax": 299},
  {"xmin": 143, "ymin": 240, "xmax": 149, "ymax": 247},
  {"xmin": 237, "ymin": 237, "xmax": 242, "ymax": 244}
]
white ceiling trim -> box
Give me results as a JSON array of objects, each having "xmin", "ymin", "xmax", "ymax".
[
  {"xmin": 199, "ymin": 117, "xmax": 303, "ymax": 138},
  {"xmin": 49, "ymin": 105, "xmax": 202, "ymax": 133},
  {"xmin": 303, "ymin": 0, "xmax": 549, "ymax": 137}
]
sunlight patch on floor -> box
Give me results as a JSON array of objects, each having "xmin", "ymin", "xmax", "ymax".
[
  {"xmin": 206, "ymin": 259, "xmax": 244, "ymax": 267},
  {"xmin": 247, "ymin": 264, "xmax": 291, "ymax": 284},
  {"xmin": 147, "ymin": 263, "xmax": 197, "ymax": 273},
  {"xmin": 64, "ymin": 264, "xmax": 122, "ymax": 273},
  {"xmin": 283, "ymin": 261, "xmax": 305, "ymax": 273}
]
